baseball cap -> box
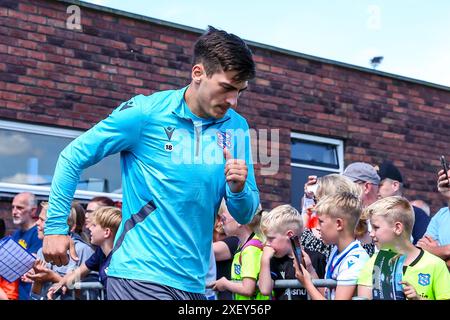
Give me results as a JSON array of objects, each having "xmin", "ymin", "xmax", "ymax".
[
  {"xmin": 343, "ymin": 162, "xmax": 380, "ymax": 185},
  {"xmin": 377, "ymin": 160, "xmax": 403, "ymax": 183}
]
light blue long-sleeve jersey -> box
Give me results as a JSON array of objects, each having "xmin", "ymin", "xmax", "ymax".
[{"xmin": 46, "ymin": 86, "xmax": 260, "ymax": 293}]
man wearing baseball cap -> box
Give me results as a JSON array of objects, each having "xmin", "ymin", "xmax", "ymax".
[
  {"xmin": 343, "ymin": 162, "xmax": 380, "ymax": 207},
  {"xmin": 342, "ymin": 162, "xmax": 380, "ymax": 256},
  {"xmin": 376, "ymin": 160, "xmax": 430, "ymax": 244}
]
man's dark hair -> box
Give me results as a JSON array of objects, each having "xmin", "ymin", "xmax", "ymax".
[
  {"xmin": 193, "ymin": 26, "xmax": 255, "ymax": 81},
  {"xmin": 90, "ymin": 196, "xmax": 115, "ymax": 207}
]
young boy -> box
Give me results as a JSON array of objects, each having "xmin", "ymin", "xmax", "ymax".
[
  {"xmin": 357, "ymin": 196, "xmax": 450, "ymax": 300},
  {"xmin": 212, "ymin": 208, "xmax": 269, "ymax": 300},
  {"xmin": 213, "ymin": 200, "xmax": 241, "ymax": 300},
  {"xmin": 47, "ymin": 206, "xmax": 122, "ymax": 300},
  {"xmin": 294, "ymin": 192, "xmax": 370, "ymax": 300},
  {"xmin": 259, "ymin": 204, "xmax": 325, "ymax": 300}
]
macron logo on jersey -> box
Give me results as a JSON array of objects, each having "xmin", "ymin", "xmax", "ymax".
[
  {"xmin": 164, "ymin": 126, "xmax": 175, "ymax": 141},
  {"xmin": 120, "ymin": 100, "xmax": 134, "ymax": 111},
  {"xmin": 347, "ymin": 254, "xmax": 359, "ymax": 269},
  {"xmin": 164, "ymin": 127, "xmax": 176, "ymax": 152}
]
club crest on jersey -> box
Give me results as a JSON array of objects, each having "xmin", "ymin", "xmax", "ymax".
[
  {"xmin": 216, "ymin": 131, "xmax": 232, "ymax": 149},
  {"xmin": 234, "ymin": 264, "xmax": 241, "ymax": 275},
  {"xmin": 418, "ymin": 273, "xmax": 430, "ymax": 286}
]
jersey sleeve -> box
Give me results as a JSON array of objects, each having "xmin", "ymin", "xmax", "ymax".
[
  {"xmin": 336, "ymin": 252, "xmax": 370, "ymax": 286},
  {"xmin": 357, "ymin": 255, "xmax": 376, "ymax": 287},
  {"xmin": 432, "ymin": 258, "xmax": 450, "ymax": 300},
  {"xmin": 85, "ymin": 248, "xmax": 102, "ymax": 272},
  {"xmin": 45, "ymin": 97, "xmax": 145, "ymax": 235},
  {"xmin": 225, "ymin": 121, "xmax": 260, "ymax": 225},
  {"xmin": 74, "ymin": 241, "xmax": 95, "ymax": 267},
  {"xmin": 240, "ymin": 246, "xmax": 263, "ymax": 280}
]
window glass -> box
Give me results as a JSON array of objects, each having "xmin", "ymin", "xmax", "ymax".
[
  {"xmin": 290, "ymin": 133, "xmax": 344, "ymax": 211},
  {"xmin": 0, "ymin": 125, "xmax": 121, "ymax": 194},
  {"xmin": 291, "ymin": 139, "xmax": 339, "ymax": 168}
]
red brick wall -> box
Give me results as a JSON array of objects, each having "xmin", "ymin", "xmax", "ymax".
[{"xmin": 1, "ymin": 0, "xmax": 450, "ymax": 224}]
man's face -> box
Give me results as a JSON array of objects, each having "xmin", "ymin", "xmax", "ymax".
[
  {"xmin": 36, "ymin": 207, "xmax": 47, "ymax": 240},
  {"xmin": 357, "ymin": 181, "xmax": 379, "ymax": 207},
  {"xmin": 377, "ymin": 179, "xmax": 397, "ymax": 199},
  {"xmin": 11, "ymin": 194, "xmax": 36, "ymax": 226},
  {"xmin": 195, "ymin": 67, "xmax": 248, "ymax": 119}
]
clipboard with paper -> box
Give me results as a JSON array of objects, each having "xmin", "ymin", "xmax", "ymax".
[
  {"xmin": 0, "ymin": 236, "xmax": 36, "ymax": 282},
  {"xmin": 372, "ymin": 249, "xmax": 406, "ymax": 300}
]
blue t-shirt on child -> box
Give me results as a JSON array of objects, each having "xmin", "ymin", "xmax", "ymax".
[{"xmin": 85, "ymin": 247, "xmax": 112, "ymax": 287}]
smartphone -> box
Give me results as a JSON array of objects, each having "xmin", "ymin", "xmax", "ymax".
[
  {"xmin": 290, "ymin": 235, "xmax": 304, "ymax": 274},
  {"xmin": 306, "ymin": 183, "xmax": 318, "ymax": 195},
  {"xmin": 440, "ymin": 155, "xmax": 450, "ymax": 187},
  {"xmin": 48, "ymin": 285, "xmax": 63, "ymax": 300}
]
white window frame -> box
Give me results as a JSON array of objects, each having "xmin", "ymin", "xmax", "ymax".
[
  {"xmin": 290, "ymin": 132, "xmax": 344, "ymax": 173},
  {"xmin": 0, "ymin": 119, "xmax": 122, "ymax": 201}
]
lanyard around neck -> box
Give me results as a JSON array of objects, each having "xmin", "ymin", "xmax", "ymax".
[
  {"xmin": 326, "ymin": 243, "xmax": 359, "ymax": 279},
  {"xmin": 238, "ymin": 232, "xmax": 255, "ymax": 251}
]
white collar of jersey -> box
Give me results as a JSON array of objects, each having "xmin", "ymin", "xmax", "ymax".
[
  {"xmin": 328, "ymin": 240, "xmax": 361, "ymax": 269},
  {"xmin": 335, "ymin": 239, "xmax": 361, "ymax": 257}
]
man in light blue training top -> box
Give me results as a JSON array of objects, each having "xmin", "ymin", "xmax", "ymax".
[{"xmin": 43, "ymin": 26, "xmax": 260, "ymax": 300}]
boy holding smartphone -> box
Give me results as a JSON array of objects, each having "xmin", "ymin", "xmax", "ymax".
[
  {"xmin": 294, "ymin": 192, "xmax": 370, "ymax": 300},
  {"xmin": 259, "ymin": 205, "xmax": 325, "ymax": 300}
]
